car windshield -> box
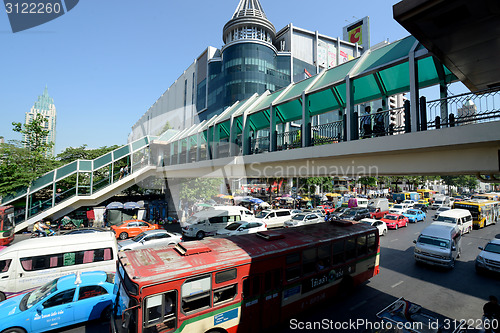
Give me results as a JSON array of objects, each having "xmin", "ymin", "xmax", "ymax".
[
  {"xmin": 367, "ymin": 207, "xmax": 377, "ymax": 212},
  {"xmin": 418, "ymin": 236, "xmax": 450, "ymax": 248},
  {"xmin": 361, "ymin": 221, "xmax": 373, "ymax": 226},
  {"xmin": 255, "ymin": 211, "xmax": 270, "ymax": 219},
  {"xmin": 484, "ymin": 243, "xmax": 500, "ymax": 254},
  {"xmin": 292, "ymin": 214, "xmax": 306, "ymax": 221},
  {"xmin": 343, "ymin": 210, "xmax": 357, "ymax": 216},
  {"xmin": 437, "ymin": 208, "xmax": 450, "ymax": 213},
  {"xmin": 22, "ymin": 278, "xmax": 58, "ymax": 310},
  {"xmin": 132, "ymin": 232, "xmax": 147, "ymax": 242},
  {"xmin": 406, "ymin": 210, "xmax": 418, "ymax": 215},
  {"xmin": 394, "ymin": 205, "xmax": 404, "ymax": 209},
  {"xmin": 225, "ymin": 222, "xmax": 242, "ymax": 231},
  {"xmin": 435, "ymin": 216, "xmax": 456, "ymax": 224},
  {"xmin": 384, "ymin": 215, "xmax": 397, "ymax": 220}
]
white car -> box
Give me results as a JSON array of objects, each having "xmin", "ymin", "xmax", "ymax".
[
  {"xmin": 475, "ymin": 238, "xmax": 500, "ymax": 274},
  {"xmin": 389, "ymin": 204, "xmax": 409, "ymax": 215},
  {"xmin": 359, "ymin": 218, "xmax": 388, "ymax": 236},
  {"xmin": 118, "ymin": 229, "xmax": 182, "ymax": 251},
  {"xmin": 216, "ymin": 221, "xmax": 267, "ymax": 236},
  {"xmin": 402, "ymin": 200, "xmax": 416, "ymax": 208},
  {"xmin": 284, "ymin": 213, "xmax": 323, "ymax": 228},
  {"xmin": 433, "ymin": 206, "xmax": 451, "ymax": 220}
]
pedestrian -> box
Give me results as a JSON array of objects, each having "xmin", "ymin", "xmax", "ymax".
[
  {"xmin": 361, "ymin": 106, "xmax": 372, "ymax": 138},
  {"xmin": 374, "ymin": 108, "xmax": 385, "ymax": 137},
  {"xmin": 124, "ymin": 165, "xmax": 129, "ymax": 176},
  {"xmin": 483, "ymin": 295, "xmax": 500, "ymax": 321},
  {"xmin": 119, "ymin": 166, "xmax": 124, "ymax": 180},
  {"xmin": 33, "ymin": 220, "xmax": 47, "ymax": 237}
]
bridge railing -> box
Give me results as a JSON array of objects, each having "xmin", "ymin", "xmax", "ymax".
[
  {"xmin": 277, "ymin": 129, "xmax": 301, "ymax": 150},
  {"xmin": 358, "ymin": 107, "xmax": 406, "ymax": 139},
  {"xmin": 312, "ymin": 120, "xmax": 343, "ymax": 145},
  {"xmin": 250, "ymin": 136, "xmax": 270, "ymax": 154},
  {"xmin": 426, "ymin": 89, "xmax": 500, "ymax": 129}
]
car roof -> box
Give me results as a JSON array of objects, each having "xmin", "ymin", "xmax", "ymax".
[
  {"xmin": 384, "ymin": 213, "xmax": 401, "ymax": 217},
  {"xmin": 140, "ymin": 229, "xmax": 171, "ymax": 235},
  {"xmin": 57, "ymin": 271, "xmax": 108, "ymax": 290},
  {"xmin": 359, "ymin": 218, "xmax": 379, "ymax": 223},
  {"xmin": 421, "ymin": 223, "xmax": 456, "ymax": 238},
  {"xmin": 488, "ymin": 238, "xmax": 500, "ymax": 245},
  {"xmin": 438, "ymin": 209, "xmax": 470, "ymax": 217}
]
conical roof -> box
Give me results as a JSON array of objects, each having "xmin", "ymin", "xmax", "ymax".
[{"xmin": 223, "ymin": 0, "xmax": 276, "ymax": 45}]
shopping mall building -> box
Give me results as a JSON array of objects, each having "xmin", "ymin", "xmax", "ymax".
[{"xmin": 128, "ymin": 0, "xmax": 371, "ymax": 142}]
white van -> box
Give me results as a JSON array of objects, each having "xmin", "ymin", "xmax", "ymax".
[
  {"xmin": 255, "ymin": 209, "xmax": 294, "ymax": 228},
  {"xmin": 181, "ymin": 206, "xmax": 255, "ymax": 239},
  {"xmin": 0, "ymin": 232, "xmax": 118, "ymax": 302},
  {"xmin": 413, "ymin": 222, "xmax": 462, "ymax": 269},
  {"xmin": 430, "ymin": 195, "xmax": 450, "ymax": 210},
  {"xmin": 433, "ymin": 209, "xmax": 473, "ymax": 234}
]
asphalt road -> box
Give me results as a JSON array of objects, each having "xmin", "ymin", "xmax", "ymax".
[{"xmin": 10, "ymin": 212, "xmax": 500, "ymax": 333}]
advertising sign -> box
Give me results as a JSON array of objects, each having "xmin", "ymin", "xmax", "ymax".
[{"xmin": 342, "ymin": 16, "xmax": 370, "ymax": 50}]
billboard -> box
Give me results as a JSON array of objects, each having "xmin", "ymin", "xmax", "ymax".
[{"xmin": 343, "ymin": 17, "xmax": 370, "ymax": 50}]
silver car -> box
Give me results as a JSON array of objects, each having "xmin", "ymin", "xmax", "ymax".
[
  {"xmin": 118, "ymin": 229, "xmax": 182, "ymax": 251},
  {"xmin": 284, "ymin": 213, "xmax": 324, "ymax": 228}
]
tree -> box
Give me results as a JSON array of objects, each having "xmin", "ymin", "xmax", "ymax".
[
  {"xmin": 358, "ymin": 177, "xmax": 377, "ymax": 195},
  {"xmin": 178, "ymin": 178, "xmax": 223, "ymax": 202}
]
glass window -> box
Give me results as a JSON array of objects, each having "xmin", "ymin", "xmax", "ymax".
[
  {"xmin": 345, "ymin": 238, "xmax": 356, "ymax": 261},
  {"xmin": 367, "ymin": 233, "xmax": 377, "ymax": 253},
  {"xmin": 144, "ymin": 291, "xmax": 176, "ymax": 329},
  {"xmin": 357, "ymin": 236, "xmax": 367, "ymax": 256},
  {"xmin": 78, "ymin": 285, "xmax": 108, "ymax": 300},
  {"xmin": 43, "ymin": 289, "xmax": 75, "ymax": 308},
  {"xmin": 285, "ymin": 266, "xmax": 301, "ymax": 282},
  {"xmin": 215, "ymin": 268, "xmax": 237, "ymax": 284},
  {"xmin": 213, "ymin": 284, "xmax": 237, "ymax": 305},
  {"xmin": 318, "ymin": 244, "xmax": 331, "ymax": 267},
  {"xmin": 302, "ymin": 248, "xmax": 317, "ymax": 275},
  {"xmin": 286, "ymin": 253, "xmax": 300, "ymax": 265},
  {"xmin": 332, "ymin": 240, "xmax": 345, "ymax": 265},
  {"xmin": 181, "ymin": 276, "xmax": 211, "ymax": 314},
  {"xmin": 0, "ymin": 259, "xmax": 11, "ymax": 273}
]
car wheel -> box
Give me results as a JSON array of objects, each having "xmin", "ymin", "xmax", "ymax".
[
  {"xmin": 100, "ymin": 305, "xmax": 112, "ymax": 321},
  {"xmin": 2, "ymin": 328, "xmax": 26, "ymax": 333},
  {"xmin": 395, "ymin": 225, "xmax": 398, "ymax": 230},
  {"xmin": 449, "ymin": 258, "xmax": 455, "ymax": 269},
  {"xmin": 405, "ymin": 222, "xmax": 408, "ymax": 227},
  {"xmin": 382, "ymin": 229, "xmax": 387, "ymax": 236},
  {"xmin": 119, "ymin": 232, "xmax": 128, "ymax": 240},
  {"xmin": 0, "ymin": 291, "xmax": 5, "ymax": 302},
  {"xmin": 196, "ymin": 231, "xmax": 205, "ymax": 240}
]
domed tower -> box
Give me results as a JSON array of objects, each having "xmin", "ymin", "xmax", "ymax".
[
  {"xmin": 214, "ymin": 0, "xmax": 290, "ymax": 112},
  {"xmin": 222, "ymin": 0, "xmax": 276, "ymax": 46}
]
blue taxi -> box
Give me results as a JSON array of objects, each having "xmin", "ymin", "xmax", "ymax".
[
  {"xmin": 403, "ymin": 209, "xmax": 426, "ymax": 223},
  {"xmin": 0, "ymin": 271, "xmax": 114, "ymax": 333}
]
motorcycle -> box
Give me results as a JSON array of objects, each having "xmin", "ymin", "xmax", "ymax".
[{"xmin": 30, "ymin": 228, "xmax": 56, "ymax": 238}]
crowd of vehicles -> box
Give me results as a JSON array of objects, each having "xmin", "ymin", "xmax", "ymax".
[{"xmin": 0, "ymin": 191, "xmax": 498, "ymax": 332}]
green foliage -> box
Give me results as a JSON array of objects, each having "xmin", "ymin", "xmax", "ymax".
[
  {"xmin": 158, "ymin": 121, "xmax": 173, "ymax": 136},
  {"xmin": 179, "ymin": 178, "xmax": 223, "ymax": 202},
  {"xmin": 56, "ymin": 144, "xmax": 120, "ymax": 164}
]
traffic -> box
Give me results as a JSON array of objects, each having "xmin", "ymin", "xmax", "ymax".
[{"xmin": 0, "ymin": 189, "xmax": 498, "ymax": 333}]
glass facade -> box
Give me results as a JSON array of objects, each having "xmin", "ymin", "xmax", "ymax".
[{"xmin": 200, "ymin": 42, "xmax": 291, "ymax": 122}]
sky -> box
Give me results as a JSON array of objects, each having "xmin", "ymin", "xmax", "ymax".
[{"xmin": 0, "ymin": 0, "xmax": 464, "ymax": 154}]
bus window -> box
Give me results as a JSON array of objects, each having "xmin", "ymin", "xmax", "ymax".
[
  {"xmin": 367, "ymin": 233, "xmax": 377, "ymax": 253},
  {"xmin": 181, "ymin": 276, "xmax": 211, "ymax": 314},
  {"xmin": 252, "ymin": 276, "xmax": 260, "ymax": 296},
  {"xmin": 215, "ymin": 268, "xmax": 237, "ymax": 284},
  {"xmin": 144, "ymin": 291, "xmax": 176, "ymax": 330},
  {"xmin": 285, "ymin": 266, "xmax": 301, "ymax": 282},
  {"xmin": 213, "ymin": 284, "xmax": 237, "ymax": 305},
  {"xmin": 264, "ymin": 271, "xmax": 272, "ymax": 292},
  {"xmin": 345, "ymin": 238, "xmax": 356, "ymax": 261},
  {"xmin": 286, "ymin": 252, "xmax": 300, "ymax": 265},
  {"xmin": 318, "ymin": 244, "xmax": 331, "ymax": 267},
  {"xmin": 357, "ymin": 235, "xmax": 367, "ymax": 256},
  {"xmin": 273, "ymin": 269, "xmax": 282, "ymax": 289},
  {"xmin": 332, "ymin": 240, "xmax": 344, "ymax": 265},
  {"xmin": 302, "ymin": 248, "xmax": 317, "ymax": 275}
]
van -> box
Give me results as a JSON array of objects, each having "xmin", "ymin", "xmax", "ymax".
[
  {"xmin": 347, "ymin": 198, "xmax": 368, "ymax": 208},
  {"xmin": 430, "ymin": 195, "xmax": 450, "ymax": 210},
  {"xmin": 181, "ymin": 206, "xmax": 255, "ymax": 239},
  {"xmin": 413, "ymin": 222, "xmax": 462, "ymax": 269},
  {"xmin": 433, "ymin": 209, "xmax": 473, "ymax": 235},
  {"xmin": 367, "ymin": 198, "xmax": 389, "ymax": 219},
  {"xmin": 255, "ymin": 209, "xmax": 294, "ymax": 228},
  {"xmin": 0, "ymin": 232, "xmax": 118, "ymax": 302}
]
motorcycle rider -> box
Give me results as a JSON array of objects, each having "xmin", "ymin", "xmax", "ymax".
[{"xmin": 33, "ymin": 220, "xmax": 47, "ymax": 237}]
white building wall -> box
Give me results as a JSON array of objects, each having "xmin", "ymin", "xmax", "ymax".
[{"xmin": 292, "ymin": 31, "xmax": 315, "ymax": 64}]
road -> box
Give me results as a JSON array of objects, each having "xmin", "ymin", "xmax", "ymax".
[{"xmin": 10, "ymin": 212, "xmax": 500, "ymax": 332}]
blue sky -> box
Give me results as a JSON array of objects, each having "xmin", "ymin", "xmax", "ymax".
[{"xmin": 0, "ymin": 0, "xmax": 464, "ymax": 154}]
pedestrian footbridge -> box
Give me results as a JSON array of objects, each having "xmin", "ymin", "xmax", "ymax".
[{"xmin": 3, "ymin": 35, "xmax": 500, "ymax": 232}]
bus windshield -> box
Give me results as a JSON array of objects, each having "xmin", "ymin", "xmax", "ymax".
[{"xmin": 435, "ymin": 216, "xmax": 456, "ymax": 224}]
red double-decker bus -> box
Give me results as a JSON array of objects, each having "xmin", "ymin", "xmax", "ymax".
[
  {"xmin": 111, "ymin": 220, "xmax": 380, "ymax": 333},
  {"xmin": 0, "ymin": 206, "xmax": 14, "ymax": 246}
]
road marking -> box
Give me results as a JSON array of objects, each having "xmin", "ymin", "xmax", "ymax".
[
  {"xmin": 390, "ymin": 239, "xmax": 398, "ymax": 242},
  {"xmin": 467, "ymin": 242, "xmax": 472, "ymax": 246},
  {"xmin": 391, "ymin": 281, "xmax": 404, "ymax": 288},
  {"xmin": 415, "ymin": 232, "xmax": 420, "ymax": 235},
  {"xmin": 349, "ymin": 300, "xmax": 367, "ymax": 311}
]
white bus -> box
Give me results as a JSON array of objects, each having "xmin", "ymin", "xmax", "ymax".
[{"xmin": 0, "ymin": 232, "xmax": 118, "ymax": 302}]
